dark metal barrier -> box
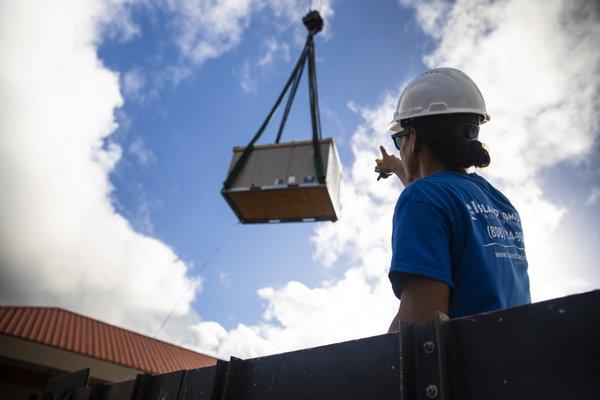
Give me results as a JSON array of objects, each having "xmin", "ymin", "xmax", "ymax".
[{"xmin": 33, "ymin": 290, "xmax": 600, "ymax": 400}]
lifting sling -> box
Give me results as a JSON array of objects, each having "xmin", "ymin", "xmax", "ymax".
[{"xmin": 223, "ymin": 10, "xmax": 326, "ymax": 190}]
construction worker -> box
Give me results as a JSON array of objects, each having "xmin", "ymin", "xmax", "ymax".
[{"xmin": 375, "ymin": 68, "xmax": 531, "ymax": 331}]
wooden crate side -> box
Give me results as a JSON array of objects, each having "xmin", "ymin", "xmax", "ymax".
[
  {"xmin": 224, "ymin": 191, "xmax": 265, "ymax": 221},
  {"xmin": 223, "ymin": 185, "xmax": 336, "ymax": 223}
]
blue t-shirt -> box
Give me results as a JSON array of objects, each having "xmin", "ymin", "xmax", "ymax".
[{"xmin": 389, "ymin": 171, "xmax": 531, "ymax": 318}]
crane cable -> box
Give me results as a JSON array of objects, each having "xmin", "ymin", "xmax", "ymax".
[
  {"xmin": 152, "ymin": 220, "xmax": 240, "ymax": 337},
  {"xmin": 133, "ymin": 220, "xmax": 240, "ymax": 369}
]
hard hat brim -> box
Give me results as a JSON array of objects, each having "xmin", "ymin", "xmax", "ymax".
[{"xmin": 394, "ymin": 108, "xmax": 490, "ymax": 124}]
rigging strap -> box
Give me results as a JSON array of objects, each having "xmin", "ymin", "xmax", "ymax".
[
  {"xmin": 223, "ymin": 11, "xmax": 326, "ymax": 190},
  {"xmin": 275, "ymin": 40, "xmax": 306, "ymax": 144},
  {"xmin": 307, "ymin": 37, "xmax": 326, "ymax": 184}
]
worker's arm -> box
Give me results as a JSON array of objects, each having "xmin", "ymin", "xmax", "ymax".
[{"xmin": 387, "ymin": 272, "xmax": 450, "ymax": 332}]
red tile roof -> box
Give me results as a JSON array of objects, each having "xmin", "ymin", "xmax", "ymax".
[{"xmin": 0, "ymin": 306, "xmax": 217, "ymax": 374}]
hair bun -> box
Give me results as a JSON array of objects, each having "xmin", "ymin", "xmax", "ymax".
[{"xmin": 466, "ymin": 140, "xmax": 490, "ymax": 168}]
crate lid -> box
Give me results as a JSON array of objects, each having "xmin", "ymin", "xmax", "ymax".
[{"xmin": 233, "ymin": 137, "xmax": 334, "ymax": 153}]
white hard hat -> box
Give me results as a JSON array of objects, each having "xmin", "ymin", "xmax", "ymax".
[{"xmin": 390, "ymin": 68, "xmax": 490, "ymax": 132}]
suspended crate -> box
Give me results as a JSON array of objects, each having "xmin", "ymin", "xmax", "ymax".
[
  {"xmin": 222, "ymin": 138, "xmax": 341, "ymax": 223},
  {"xmin": 221, "ymin": 10, "xmax": 342, "ymax": 224}
]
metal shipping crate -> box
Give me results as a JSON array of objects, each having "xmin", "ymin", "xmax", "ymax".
[{"xmin": 222, "ymin": 138, "xmax": 341, "ymax": 223}]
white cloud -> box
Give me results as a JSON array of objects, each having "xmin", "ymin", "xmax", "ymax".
[
  {"xmin": 161, "ymin": 0, "xmax": 333, "ymax": 87},
  {"xmin": 190, "ymin": 0, "xmax": 600, "ymax": 359},
  {"xmin": 0, "ymin": 0, "xmax": 339, "ymax": 356},
  {"xmin": 98, "ymin": 0, "xmax": 142, "ymax": 42},
  {"xmin": 191, "ymin": 270, "xmax": 397, "ymax": 359},
  {"xmin": 238, "ymin": 61, "xmax": 257, "ymax": 93},
  {"xmin": 237, "ymin": 36, "xmax": 291, "ymax": 93},
  {"xmin": 123, "ymin": 182, "xmax": 159, "ymax": 235},
  {"xmin": 129, "ymin": 136, "xmax": 156, "ymax": 166},
  {"xmin": 166, "ymin": 0, "xmax": 332, "ymax": 66},
  {"xmin": 122, "ymin": 69, "xmax": 147, "ymax": 101},
  {"xmin": 167, "ymin": 0, "xmax": 253, "ymax": 66},
  {"xmin": 0, "ymin": 0, "xmax": 343, "ymax": 356},
  {"xmin": 587, "ymin": 187, "xmax": 600, "ymax": 206},
  {"xmin": 257, "ymin": 37, "xmax": 291, "ymax": 67},
  {"xmin": 218, "ymin": 270, "xmax": 231, "ymax": 287},
  {"xmin": 101, "ymin": 0, "xmax": 335, "ymax": 98},
  {"xmin": 0, "ymin": 0, "xmax": 197, "ymax": 334}
]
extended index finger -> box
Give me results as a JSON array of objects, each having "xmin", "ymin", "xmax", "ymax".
[{"xmin": 380, "ymin": 145, "xmax": 390, "ymax": 158}]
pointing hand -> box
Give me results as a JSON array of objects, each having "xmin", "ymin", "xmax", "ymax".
[{"xmin": 375, "ymin": 146, "xmax": 401, "ymax": 181}]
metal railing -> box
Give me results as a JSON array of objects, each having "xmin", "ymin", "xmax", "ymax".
[{"xmin": 33, "ymin": 289, "xmax": 600, "ymax": 400}]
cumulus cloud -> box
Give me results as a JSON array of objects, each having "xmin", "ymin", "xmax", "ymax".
[
  {"xmin": 163, "ymin": 0, "xmax": 333, "ymax": 85},
  {"xmin": 0, "ymin": 0, "xmax": 339, "ymax": 357},
  {"xmin": 128, "ymin": 136, "xmax": 156, "ymax": 166},
  {"xmin": 401, "ymin": 0, "xmax": 600, "ymax": 299},
  {"xmin": 257, "ymin": 37, "xmax": 291, "ymax": 68},
  {"xmin": 237, "ymin": 36, "xmax": 291, "ymax": 93},
  {"xmin": 154, "ymin": 0, "xmax": 334, "ymax": 99},
  {"xmin": 0, "ymin": 0, "xmax": 197, "ymax": 333},
  {"xmin": 98, "ymin": 0, "xmax": 142, "ymax": 42},
  {"xmin": 237, "ymin": 61, "xmax": 257, "ymax": 94},
  {"xmin": 218, "ymin": 270, "xmax": 232, "ymax": 287},
  {"xmin": 191, "ymin": 270, "xmax": 397, "ymax": 358},
  {"xmin": 190, "ymin": 0, "xmax": 600, "ymax": 359},
  {"xmin": 167, "ymin": 0, "xmax": 253, "ymax": 67},
  {"xmin": 586, "ymin": 187, "xmax": 600, "ymax": 206},
  {"xmin": 121, "ymin": 69, "xmax": 147, "ymax": 102},
  {"xmin": 0, "ymin": 0, "xmax": 337, "ymax": 355}
]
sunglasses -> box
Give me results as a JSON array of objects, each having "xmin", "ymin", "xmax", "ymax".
[{"xmin": 391, "ymin": 129, "xmax": 412, "ymax": 150}]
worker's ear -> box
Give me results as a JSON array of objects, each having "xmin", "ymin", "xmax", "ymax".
[{"xmin": 408, "ymin": 130, "xmax": 419, "ymax": 155}]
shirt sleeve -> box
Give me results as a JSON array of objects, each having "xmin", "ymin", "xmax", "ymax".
[{"xmin": 389, "ymin": 197, "xmax": 455, "ymax": 299}]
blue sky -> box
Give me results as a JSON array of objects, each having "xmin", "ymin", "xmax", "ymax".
[
  {"xmin": 1, "ymin": 0, "xmax": 598, "ymax": 358},
  {"xmin": 100, "ymin": 1, "xmax": 432, "ymax": 330}
]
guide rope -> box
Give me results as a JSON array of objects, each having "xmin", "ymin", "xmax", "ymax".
[{"xmin": 133, "ymin": 220, "xmax": 240, "ymax": 367}]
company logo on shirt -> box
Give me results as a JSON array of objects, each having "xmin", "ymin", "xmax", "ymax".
[
  {"xmin": 465, "ymin": 203, "xmax": 478, "ymax": 220},
  {"xmin": 464, "ymin": 201, "xmax": 521, "ymax": 223},
  {"xmin": 464, "ymin": 200, "xmax": 526, "ymax": 264}
]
